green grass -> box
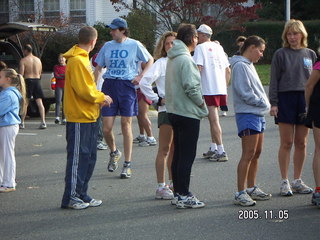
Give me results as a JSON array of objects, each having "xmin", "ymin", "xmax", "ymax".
[{"xmin": 255, "ymin": 64, "xmax": 270, "ymax": 85}]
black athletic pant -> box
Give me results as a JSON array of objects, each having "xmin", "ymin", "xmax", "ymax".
[{"xmin": 168, "ymin": 113, "xmax": 200, "ymax": 196}]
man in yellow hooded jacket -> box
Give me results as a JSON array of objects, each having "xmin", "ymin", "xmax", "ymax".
[{"xmin": 61, "ymin": 26, "xmax": 112, "ymax": 210}]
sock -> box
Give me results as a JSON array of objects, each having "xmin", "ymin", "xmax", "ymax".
[
  {"xmin": 124, "ymin": 161, "xmax": 131, "ymax": 167},
  {"xmin": 292, "ymin": 179, "xmax": 301, "ymax": 185},
  {"xmin": 178, "ymin": 194, "xmax": 187, "ymax": 200},
  {"xmin": 246, "ymin": 187, "xmax": 254, "ymax": 193},
  {"xmin": 210, "ymin": 143, "xmax": 217, "ymax": 151},
  {"xmin": 55, "ymin": 117, "xmax": 60, "ymax": 120},
  {"xmin": 139, "ymin": 134, "xmax": 145, "ymax": 138},
  {"xmin": 158, "ymin": 183, "xmax": 165, "ymax": 188},
  {"xmin": 315, "ymin": 187, "xmax": 320, "ymax": 193},
  {"xmin": 147, "ymin": 136, "xmax": 155, "ymax": 141},
  {"xmin": 217, "ymin": 144, "xmax": 225, "ymax": 154},
  {"xmin": 237, "ymin": 190, "xmax": 246, "ymax": 196}
]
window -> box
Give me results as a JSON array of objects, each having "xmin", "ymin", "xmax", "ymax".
[
  {"xmin": 70, "ymin": 0, "xmax": 86, "ymax": 10},
  {"xmin": 70, "ymin": 0, "xmax": 86, "ymax": 23},
  {"xmin": 44, "ymin": 0, "xmax": 60, "ymax": 19},
  {"xmin": 19, "ymin": 0, "xmax": 34, "ymax": 12},
  {"xmin": 44, "ymin": 0, "xmax": 60, "ymax": 11},
  {"xmin": 0, "ymin": 0, "xmax": 9, "ymax": 22}
]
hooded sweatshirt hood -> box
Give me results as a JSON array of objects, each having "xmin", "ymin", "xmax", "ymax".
[
  {"xmin": 0, "ymin": 86, "xmax": 22, "ymax": 126},
  {"xmin": 230, "ymin": 55, "xmax": 270, "ymax": 116},
  {"xmin": 63, "ymin": 44, "xmax": 88, "ymax": 60},
  {"xmin": 63, "ymin": 45, "xmax": 105, "ymax": 123},
  {"xmin": 167, "ymin": 39, "xmax": 190, "ymax": 60}
]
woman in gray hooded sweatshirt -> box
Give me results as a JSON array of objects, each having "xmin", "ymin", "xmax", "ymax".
[{"xmin": 230, "ymin": 36, "xmax": 271, "ymax": 207}]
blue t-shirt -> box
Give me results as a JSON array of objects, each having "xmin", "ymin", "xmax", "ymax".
[{"xmin": 95, "ymin": 38, "xmax": 151, "ymax": 81}]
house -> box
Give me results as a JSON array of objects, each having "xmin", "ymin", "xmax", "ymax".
[{"xmin": 0, "ymin": 0, "xmax": 130, "ymax": 26}]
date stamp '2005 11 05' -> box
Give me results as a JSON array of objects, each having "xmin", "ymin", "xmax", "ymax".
[{"xmin": 238, "ymin": 209, "xmax": 289, "ymax": 220}]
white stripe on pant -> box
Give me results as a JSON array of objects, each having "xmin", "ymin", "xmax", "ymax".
[{"xmin": 0, "ymin": 124, "xmax": 19, "ymax": 188}]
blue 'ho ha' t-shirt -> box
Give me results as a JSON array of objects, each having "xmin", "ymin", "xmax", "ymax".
[{"xmin": 95, "ymin": 38, "xmax": 151, "ymax": 81}]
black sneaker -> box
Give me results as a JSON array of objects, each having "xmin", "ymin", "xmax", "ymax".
[{"xmin": 312, "ymin": 192, "xmax": 320, "ymax": 208}]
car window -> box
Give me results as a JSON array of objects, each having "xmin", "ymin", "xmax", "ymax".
[{"xmin": 0, "ymin": 41, "xmax": 22, "ymax": 71}]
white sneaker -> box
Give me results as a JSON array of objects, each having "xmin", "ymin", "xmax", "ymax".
[
  {"xmin": 291, "ymin": 179, "xmax": 313, "ymax": 194},
  {"xmin": 176, "ymin": 195, "xmax": 205, "ymax": 209},
  {"xmin": 234, "ymin": 192, "xmax": 256, "ymax": 206},
  {"xmin": 247, "ymin": 186, "xmax": 272, "ymax": 200},
  {"xmin": 133, "ymin": 135, "xmax": 147, "ymax": 143},
  {"xmin": 88, "ymin": 199, "xmax": 102, "ymax": 207},
  {"xmin": 139, "ymin": 137, "xmax": 157, "ymax": 147},
  {"xmin": 155, "ymin": 186, "xmax": 174, "ymax": 200},
  {"xmin": 280, "ymin": 180, "xmax": 293, "ymax": 196}
]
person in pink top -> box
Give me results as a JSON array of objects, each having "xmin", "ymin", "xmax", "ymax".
[
  {"xmin": 305, "ymin": 57, "xmax": 320, "ymax": 208},
  {"xmin": 53, "ymin": 54, "xmax": 66, "ymax": 124}
]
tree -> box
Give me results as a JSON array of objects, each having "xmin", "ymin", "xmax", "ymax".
[
  {"xmin": 256, "ymin": 0, "xmax": 319, "ymax": 21},
  {"xmin": 109, "ymin": 0, "xmax": 261, "ymax": 35}
]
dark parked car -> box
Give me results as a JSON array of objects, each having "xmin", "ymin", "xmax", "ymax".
[{"xmin": 0, "ymin": 22, "xmax": 56, "ymax": 117}]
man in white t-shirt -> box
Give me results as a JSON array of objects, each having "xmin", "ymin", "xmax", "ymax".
[{"xmin": 193, "ymin": 24, "xmax": 230, "ymax": 161}]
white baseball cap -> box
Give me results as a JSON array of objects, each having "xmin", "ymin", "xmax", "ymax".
[{"xmin": 197, "ymin": 24, "xmax": 213, "ymax": 35}]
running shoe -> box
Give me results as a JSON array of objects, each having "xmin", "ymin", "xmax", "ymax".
[
  {"xmin": 234, "ymin": 192, "xmax": 256, "ymax": 206},
  {"xmin": 155, "ymin": 186, "xmax": 174, "ymax": 200},
  {"xmin": 280, "ymin": 180, "xmax": 293, "ymax": 196},
  {"xmin": 311, "ymin": 192, "xmax": 320, "ymax": 208},
  {"xmin": 203, "ymin": 149, "xmax": 217, "ymax": 159},
  {"xmin": 54, "ymin": 118, "xmax": 60, "ymax": 124},
  {"xmin": 62, "ymin": 119, "xmax": 67, "ymax": 125},
  {"xmin": 120, "ymin": 165, "xmax": 132, "ymax": 179},
  {"xmin": 107, "ymin": 150, "xmax": 121, "ymax": 172},
  {"xmin": 176, "ymin": 195, "xmax": 205, "ymax": 209},
  {"xmin": 61, "ymin": 197, "xmax": 89, "ymax": 210},
  {"xmin": 39, "ymin": 123, "xmax": 47, "ymax": 129},
  {"xmin": 210, "ymin": 152, "xmax": 228, "ymax": 162},
  {"xmin": 97, "ymin": 142, "xmax": 108, "ymax": 150},
  {"xmin": 221, "ymin": 111, "xmax": 227, "ymax": 117},
  {"xmin": 88, "ymin": 199, "xmax": 102, "ymax": 207},
  {"xmin": 0, "ymin": 186, "xmax": 16, "ymax": 193},
  {"xmin": 19, "ymin": 123, "xmax": 25, "ymax": 129},
  {"xmin": 247, "ymin": 186, "xmax": 272, "ymax": 200},
  {"xmin": 291, "ymin": 179, "xmax": 313, "ymax": 194},
  {"xmin": 133, "ymin": 135, "xmax": 147, "ymax": 143},
  {"xmin": 139, "ymin": 137, "xmax": 157, "ymax": 147}
]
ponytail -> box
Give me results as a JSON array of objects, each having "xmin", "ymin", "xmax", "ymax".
[{"xmin": 2, "ymin": 68, "xmax": 27, "ymax": 115}]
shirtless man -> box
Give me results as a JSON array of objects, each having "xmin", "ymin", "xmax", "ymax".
[{"xmin": 19, "ymin": 44, "xmax": 46, "ymax": 129}]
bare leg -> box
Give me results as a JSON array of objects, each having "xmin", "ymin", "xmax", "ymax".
[
  {"xmin": 293, "ymin": 124, "xmax": 309, "ymax": 180},
  {"xmin": 278, "ymin": 123, "xmax": 294, "ymax": 180},
  {"xmin": 155, "ymin": 124, "xmax": 173, "ymax": 183},
  {"xmin": 103, "ymin": 116, "xmax": 116, "ymax": 152},
  {"xmin": 121, "ymin": 116, "xmax": 133, "ymax": 162},
  {"xmin": 237, "ymin": 134, "xmax": 260, "ymax": 191},
  {"xmin": 207, "ymin": 105, "xmax": 222, "ymax": 145},
  {"xmin": 137, "ymin": 99, "xmax": 153, "ymax": 137},
  {"xmin": 313, "ymin": 126, "xmax": 320, "ymax": 187},
  {"xmin": 247, "ymin": 134, "xmax": 264, "ymax": 188},
  {"xmin": 35, "ymin": 98, "xmax": 46, "ymax": 124}
]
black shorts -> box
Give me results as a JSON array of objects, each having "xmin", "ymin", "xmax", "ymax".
[
  {"xmin": 25, "ymin": 78, "xmax": 44, "ymax": 99},
  {"xmin": 275, "ymin": 91, "xmax": 306, "ymax": 125}
]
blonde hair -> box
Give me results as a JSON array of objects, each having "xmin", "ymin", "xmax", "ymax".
[
  {"xmin": 282, "ymin": 19, "xmax": 308, "ymax": 48},
  {"xmin": 2, "ymin": 68, "xmax": 27, "ymax": 115},
  {"xmin": 153, "ymin": 31, "xmax": 177, "ymax": 60}
]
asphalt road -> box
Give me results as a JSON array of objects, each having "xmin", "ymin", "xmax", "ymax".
[{"xmin": 1, "ymin": 89, "xmax": 319, "ymax": 240}]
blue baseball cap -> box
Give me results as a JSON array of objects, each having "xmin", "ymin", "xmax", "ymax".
[{"xmin": 107, "ymin": 18, "xmax": 128, "ymax": 29}]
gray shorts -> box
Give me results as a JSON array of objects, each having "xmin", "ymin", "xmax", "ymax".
[{"xmin": 158, "ymin": 111, "xmax": 172, "ymax": 128}]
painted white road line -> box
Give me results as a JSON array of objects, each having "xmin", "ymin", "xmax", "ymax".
[{"xmin": 18, "ymin": 133, "xmax": 38, "ymax": 136}]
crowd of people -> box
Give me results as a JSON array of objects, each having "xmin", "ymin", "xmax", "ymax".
[{"xmin": 0, "ymin": 18, "xmax": 319, "ymax": 211}]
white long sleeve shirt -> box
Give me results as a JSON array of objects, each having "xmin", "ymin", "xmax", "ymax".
[{"xmin": 139, "ymin": 57, "xmax": 168, "ymax": 112}]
